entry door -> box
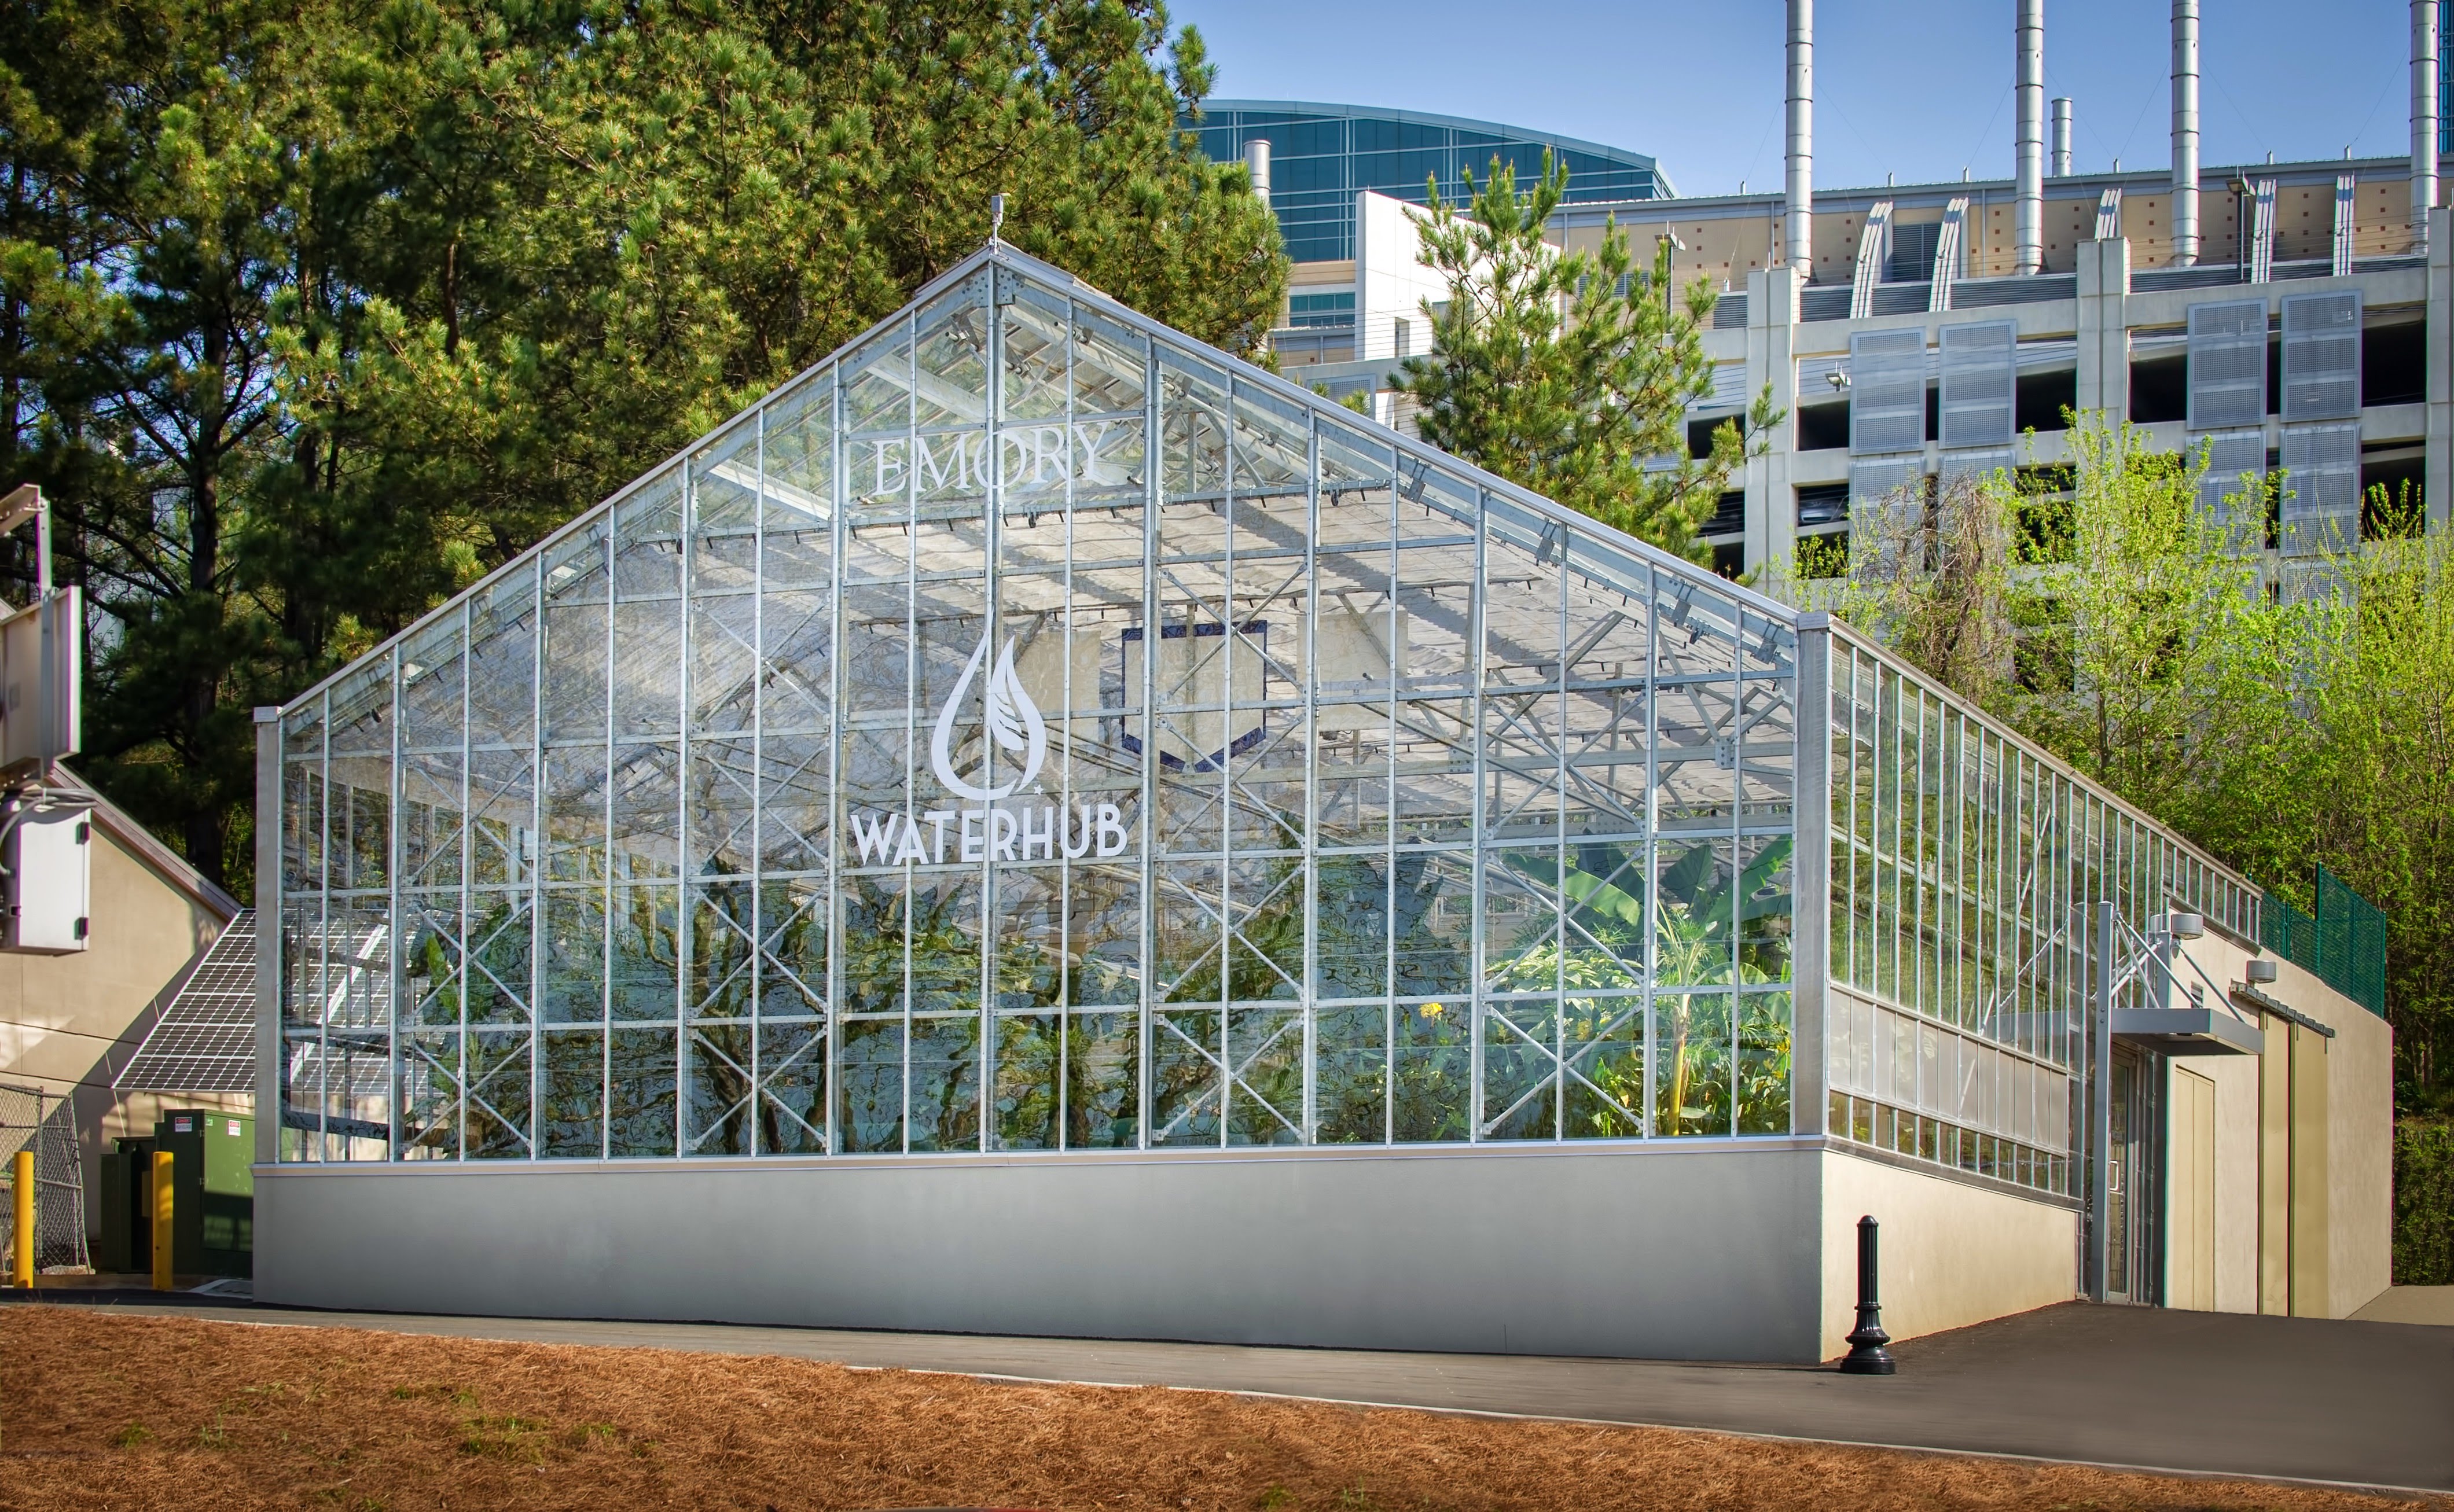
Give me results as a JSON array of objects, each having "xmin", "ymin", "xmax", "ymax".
[
  {"xmin": 2106, "ymin": 1046, "xmax": 2162, "ymax": 1304},
  {"xmin": 2167, "ymin": 1066, "xmax": 2217, "ymax": 1310}
]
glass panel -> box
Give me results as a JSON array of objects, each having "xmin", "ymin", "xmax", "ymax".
[
  {"xmin": 1656, "ymin": 991, "xmax": 1733, "ymax": 1136},
  {"xmin": 608, "ymin": 1027, "xmax": 677, "ymax": 1156},
  {"xmin": 1392, "ymin": 999, "xmax": 1470, "ymax": 1142},
  {"xmin": 543, "ymin": 1028, "xmax": 604, "ymax": 1158},
  {"xmin": 1314, "ymin": 1000, "xmax": 1386, "ymax": 1143}
]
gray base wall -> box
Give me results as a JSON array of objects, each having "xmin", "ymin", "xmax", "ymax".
[{"xmin": 259, "ymin": 1139, "xmax": 1831, "ymax": 1362}]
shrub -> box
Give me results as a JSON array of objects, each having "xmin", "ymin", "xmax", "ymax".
[{"xmin": 2393, "ymin": 1118, "xmax": 2454, "ymax": 1284}]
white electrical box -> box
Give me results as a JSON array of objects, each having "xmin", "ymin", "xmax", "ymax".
[
  {"xmin": 0, "ymin": 586, "xmax": 80, "ymax": 773},
  {"xmin": 3, "ymin": 802, "xmax": 90, "ymax": 952}
]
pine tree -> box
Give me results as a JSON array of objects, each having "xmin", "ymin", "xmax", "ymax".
[
  {"xmin": 1391, "ymin": 153, "xmax": 1777, "ymax": 562},
  {"xmin": 0, "ymin": 0, "xmax": 1285, "ymax": 889}
]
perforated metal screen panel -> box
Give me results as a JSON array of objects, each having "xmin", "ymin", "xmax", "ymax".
[
  {"xmin": 1937, "ymin": 448, "xmax": 2013, "ymax": 490},
  {"xmin": 2279, "ymin": 421, "xmax": 2361, "ymax": 555},
  {"xmin": 1849, "ymin": 456, "xmax": 1927, "ymax": 578},
  {"xmin": 1938, "ymin": 322, "xmax": 2015, "ymax": 450},
  {"xmin": 2186, "ymin": 300, "xmax": 2266, "ymax": 431},
  {"xmin": 1849, "ymin": 329, "xmax": 1925, "ymax": 455},
  {"xmin": 118, "ymin": 911, "xmax": 257, "ymax": 1092},
  {"xmin": 2282, "ymin": 290, "xmax": 2360, "ymax": 421},
  {"xmin": 2192, "ymin": 430, "xmax": 2269, "ymax": 542}
]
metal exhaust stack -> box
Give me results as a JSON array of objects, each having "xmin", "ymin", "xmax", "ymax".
[
  {"xmin": 2016, "ymin": 0, "xmax": 2045, "ymax": 273},
  {"xmin": 1787, "ymin": 0, "xmax": 1814, "ymax": 277},
  {"xmin": 2172, "ymin": 0, "xmax": 2200, "ymax": 266},
  {"xmin": 1244, "ymin": 138, "xmax": 1272, "ymax": 211},
  {"xmin": 2415, "ymin": 0, "xmax": 2440, "ymax": 243},
  {"xmin": 2052, "ymin": 97, "xmax": 2074, "ymax": 176}
]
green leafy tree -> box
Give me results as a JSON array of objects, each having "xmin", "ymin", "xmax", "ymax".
[
  {"xmin": 1771, "ymin": 416, "xmax": 2454, "ymax": 1116},
  {"xmin": 0, "ymin": 0, "xmax": 1281, "ymax": 890},
  {"xmin": 1391, "ymin": 152, "xmax": 1779, "ymax": 562}
]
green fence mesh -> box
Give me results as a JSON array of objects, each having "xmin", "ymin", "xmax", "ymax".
[{"xmin": 2260, "ymin": 865, "xmax": 2388, "ymax": 1017}]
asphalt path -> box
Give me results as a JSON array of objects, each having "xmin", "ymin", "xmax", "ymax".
[{"xmin": 10, "ymin": 1293, "xmax": 2448, "ymax": 1493}]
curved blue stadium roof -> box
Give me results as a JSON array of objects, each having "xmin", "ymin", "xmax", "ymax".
[{"xmin": 1189, "ymin": 100, "xmax": 1674, "ymax": 265}]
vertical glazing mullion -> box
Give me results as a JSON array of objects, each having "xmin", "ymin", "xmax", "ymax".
[
  {"xmin": 1640, "ymin": 563, "xmax": 1659, "ymax": 1138},
  {"xmin": 899, "ymin": 311, "xmax": 917, "ymax": 1156},
  {"xmin": 675, "ymin": 463, "xmax": 695, "ymax": 1157},
  {"xmin": 1217, "ymin": 373, "xmax": 1236, "ymax": 1148},
  {"xmin": 1380, "ymin": 458, "xmax": 1398, "ymax": 1143},
  {"xmin": 318, "ymin": 686, "xmax": 332, "ymax": 1159},
  {"xmin": 1548, "ymin": 539, "xmax": 1566, "ymax": 1138},
  {"xmin": 980, "ymin": 278, "xmax": 1002, "ymax": 1156},
  {"xmin": 1916, "ymin": 690, "xmax": 1932, "ymax": 1021},
  {"xmin": 825, "ymin": 365, "xmax": 846, "ymax": 1157},
  {"xmin": 1057, "ymin": 303, "xmax": 1077, "ymax": 1151},
  {"xmin": 388, "ymin": 644, "xmax": 404, "ymax": 1161},
  {"xmin": 600, "ymin": 517, "xmax": 615, "ymax": 1160},
  {"xmin": 1886, "ymin": 669, "xmax": 1904, "ymax": 1014},
  {"xmin": 1301, "ymin": 416, "xmax": 1321, "ymax": 1143},
  {"xmin": 1729, "ymin": 613, "xmax": 1744, "ymax": 1132},
  {"xmin": 1136, "ymin": 345, "xmax": 1159, "ymax": 1150},
  {"xmin": 454, "ymin": 601, "xmax": 472, "ymax": 1159},
  {"xmin": 748, "ymin": 405, "xmax": 766, "ymax": 1154},
  {"xmin": 1466, "ymin": 492, "xmax": 1489, "ymax": 1144},
  {"xmin": 527, "ymin": 561, "xmax": 545, "ymax": 1161}
]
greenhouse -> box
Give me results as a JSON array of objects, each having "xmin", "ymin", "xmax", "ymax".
[{"xmin": 256, "ymin": 242, "xmax": 2365, "ymax": 1362}]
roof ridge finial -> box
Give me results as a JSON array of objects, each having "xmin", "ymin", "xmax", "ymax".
[{"xmin": 989, "ymin": 193, "xmax": 1006, "ymax": 244}]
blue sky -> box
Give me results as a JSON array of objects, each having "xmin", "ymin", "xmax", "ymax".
[{"xmin": 1171, "ymin": 1, "xmax": 2421, "ymax": 196}]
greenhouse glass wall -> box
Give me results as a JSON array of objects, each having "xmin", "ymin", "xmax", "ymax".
[{"xmin": 257, "ymin": 244, "xmax": 2273, "ymax": 1356}]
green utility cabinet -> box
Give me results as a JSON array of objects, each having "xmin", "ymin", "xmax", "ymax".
[
  {"xmin": 95, "ymin": 1136, "xmax": 155, "ymax": 1274},
  {"xmin": 98, "ymin": 1111, "xmax": 254, "ymax": 1278}
]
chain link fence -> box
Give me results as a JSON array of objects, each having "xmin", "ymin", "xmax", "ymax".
[
  {"xmin": 2260, "ymin": 864, "xmax": 2390, "ymax": 1018},
  {"xmin": 1, "ymin": 1081, "xmax": 90, "ymax": 1273}
]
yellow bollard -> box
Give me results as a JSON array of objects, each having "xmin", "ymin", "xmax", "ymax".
[
  {"xmin": 151, "ymin": 1150, "xmax": 175, "ymax": 1292},
  {"xmin": 10, "ymin": 1149, "xmax": 31, "ymax": 1288}
]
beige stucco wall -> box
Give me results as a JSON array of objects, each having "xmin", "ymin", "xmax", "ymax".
[
  {"xmin": 0, "ymin": 820, "xmax": 237, "ymax": 1248},
  {"xmin": 2170, "ymin": 932, "xmax": 2393, "ymax": 1319},
  {"xmin": 2192, "ymin": 1044, "xmax": 2264, "ymax": 1313},
  {"xmin": 1819, "ymin": 1150, "xmax": 2077, "ymax": 1359},
  {"xmin": 2269, "ymin": 954, "xmax": 2394, "ymax": 1317}
]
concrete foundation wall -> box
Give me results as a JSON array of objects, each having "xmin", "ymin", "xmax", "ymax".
[
  {"xmin": 261, "ymin": 1139, "xmax": 1834, "ymax": 1362},
  {"xmin": 1818, "ymin": 1150, "xmax": 2077, "ymax": 1359}
]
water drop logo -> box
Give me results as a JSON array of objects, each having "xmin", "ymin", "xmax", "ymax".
[{"xmin": 930, "ymin": 630, "xmax": 1046, "ymax": 802}]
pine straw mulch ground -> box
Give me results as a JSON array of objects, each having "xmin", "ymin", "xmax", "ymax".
[{"xmin": 0, "ymin": 1306, "xmax": 2438, "ymax": 1512}]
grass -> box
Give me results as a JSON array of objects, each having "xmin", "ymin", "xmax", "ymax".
[{"xmin": 0, "ymin": 1305, "xmax": 2441, "ymax": 1511}]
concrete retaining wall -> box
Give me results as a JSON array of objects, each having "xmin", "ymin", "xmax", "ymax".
[{"xmin": 262, "ymin": 1138, "xmax": 1835, "ymax": 1362}]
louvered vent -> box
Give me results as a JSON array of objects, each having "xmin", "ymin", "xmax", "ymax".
[
  {"xmin": 2186, "ymin": 300, "xmax": 2267, "ymax": 430},
  {"xmin": 2192, "ymin": 429, "xmax": 2269, "ymax": 544},
  {"xmin": 1849, "ymin": 329, "xmax": 1926, "ymax": 454},
  {"xmin": 2282, "ymin": 290, "xmax": 2361, "ymax": 421},
  {"xmin": 2279, "ymin": 421, "xmax": 2361, "ymax": 555},
  {"xmin": 1710, "ymin": 361, "xmax": 1750, "ymax": 407},
  {"xmin": 1939, "ymin": 321, "xmax": 2016, "ymax": 450}
]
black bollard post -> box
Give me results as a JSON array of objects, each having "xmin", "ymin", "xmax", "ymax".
[{"xmin": 1839, "ymin": 1214, "xmax": 1896, "ymax": 1375}]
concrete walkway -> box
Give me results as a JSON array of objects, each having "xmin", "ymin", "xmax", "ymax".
[
  {"xmin": 10, "ymin": 1293, "xmax": 2451, "ymax": 1493},
  {"xmin": 2352, "ymin": 1285, "xmax": 2454, "ymax": 1326}
]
